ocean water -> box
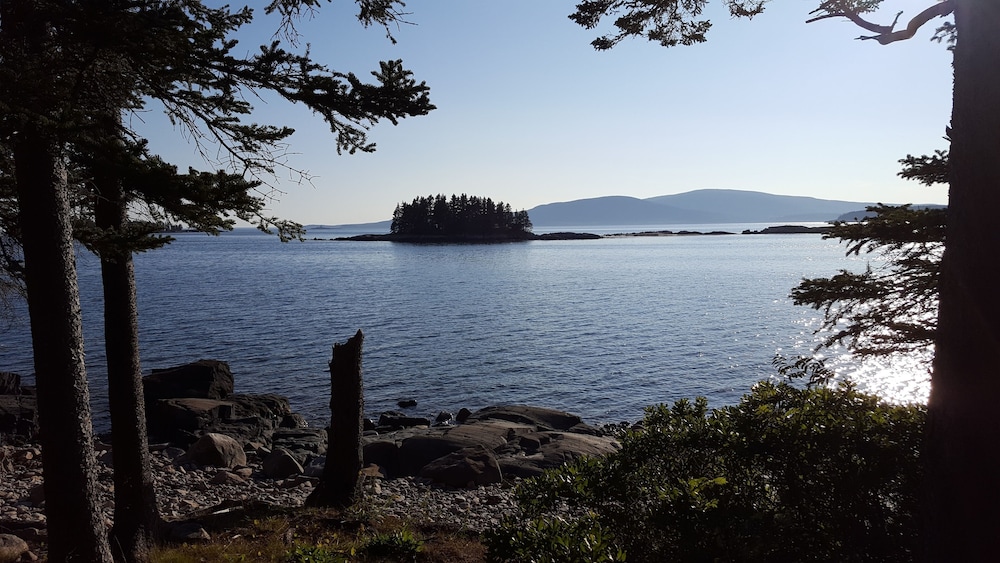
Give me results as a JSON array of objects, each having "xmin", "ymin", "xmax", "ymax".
[{"xmin": 0, "ymin": 226, "xmax": 930, "ymax": 431}]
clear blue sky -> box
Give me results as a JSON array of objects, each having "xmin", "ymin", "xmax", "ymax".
[{"xmin": 139, "ymin": 0, "xmax": 954, "ymax": 225}]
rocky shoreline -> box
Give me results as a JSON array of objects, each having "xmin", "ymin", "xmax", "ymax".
[
  {"xmin": 1, "ymin": 360, "xmax": 620, "ymax": 560},
  {"xmin": 1, "ymin": 438, "xmax": 526, "ymax": 559}
]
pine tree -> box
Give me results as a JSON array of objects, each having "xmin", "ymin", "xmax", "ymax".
[
  {"xmin": 569, "ymin": 1, "xmax": 1000, "ymax": 555},
  {"xmin": 1, "ymin": 2, "xmax": 433, "ymax": 560},
  {"xmin": 791, "ymin": 151, "xmax": 947, "ymax": 361}
]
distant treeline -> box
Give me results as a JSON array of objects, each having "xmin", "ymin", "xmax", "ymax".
[{"xmin": 390, "ymin": 194, "xmax": 532, "ymax": 237}]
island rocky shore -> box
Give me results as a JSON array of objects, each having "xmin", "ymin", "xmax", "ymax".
[
  {"xmin": 0, "ymin": 361, "xmax": 619, "ymax": 560},
  {"xmin": 319, "ymin": 224, "xmax": 834, "ymax": 242}
]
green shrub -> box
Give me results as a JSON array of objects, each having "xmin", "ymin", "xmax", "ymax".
[
  {"xmin": 286, "ymin": 544, "xmax": 350, "ymax": 563},
  {"xmin": 361, "ymin": 527, "xmax": 423, "ymax": 560},
  {"xmin": 487, "ymin": 381, "xmax": 925, "ymax": 562},
  {"xmin": 485, "ymin": 513, "xmax": 625, "ymax": 563}
]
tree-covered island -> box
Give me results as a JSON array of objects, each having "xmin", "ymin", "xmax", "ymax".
[
  {"xmin": 339, "ymin": 194, "xmax": 601, "ymax": 242},
  {"xmin": 393, "ymin": 194, "xmax": 532, "ymax": 239}
]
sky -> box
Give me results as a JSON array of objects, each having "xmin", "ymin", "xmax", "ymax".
[{"xmin": 138, "ymin": 1, "xmax": 955, "ymax": 226}]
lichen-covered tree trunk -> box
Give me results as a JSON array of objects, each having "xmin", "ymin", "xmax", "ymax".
[
  {"xmin": 95, "ymin": 174, "xmax": 160, "ymax": 563},
  {"xmin": 926, "ymin": 0, "xmax": 1000, "ymax": 558},
  {"xmin": 307, "ymin": 330, "xmax": 364, "ymax": 508},
  {"xmin": 13, "ymin": 127, "xmax": 113, "ymax": 563}
]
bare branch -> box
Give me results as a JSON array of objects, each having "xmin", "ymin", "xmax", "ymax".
[
  {"xmin": 807, "ymin": 9, "xmax": 898, "ymax": 35},
  {"xmin": 807, "ymin": 0, "xmax": 954, "ymax": 45}
]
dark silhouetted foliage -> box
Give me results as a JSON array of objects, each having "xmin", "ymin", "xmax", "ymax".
[
  {"xmin": 487, "ymin": 381, "xmax": 925, "ymax": 562},
  {"xmin": 390, "ymin": 194, "xmax": 532, "ymax": 238}
]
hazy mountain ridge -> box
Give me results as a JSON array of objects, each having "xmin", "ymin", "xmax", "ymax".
[{"xmin": 528, "ymin": 189, "xmax": 890, "ymax": 226}]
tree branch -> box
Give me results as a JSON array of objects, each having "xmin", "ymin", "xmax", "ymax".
[{"xmin": 807, "ymin": 0, "xmax": 954, "ymax": 45}]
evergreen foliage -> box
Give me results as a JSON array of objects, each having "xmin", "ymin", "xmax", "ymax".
[
  {"xmin": 792, "ymin": 204, "xmax": 943, "ymax": 359},
  {"xmin": 1, "ymin": 2, "xmax": 434, "ymax": 560},
  {"xmin": 791, "ymin": 152, "xmax": 946, "ymax": 361},
  {"xmin": 487, "ymin": 381, "xmax": 925, "ymax": 562},
  {"xmin": 390, "ymin": 194, "xmax": 532, "ymax": 238}
]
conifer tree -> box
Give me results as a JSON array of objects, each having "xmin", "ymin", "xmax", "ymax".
[
  {"xmin": 569, "ymin": 1, "xmax": 999, "ymax": 556},
  {"xmin": 792, "ymin": 153, "xmax": 947, "ymax": 362},
  {"xmin": 1, "ymin": 2, "xmax": 433, "ymax": 560}
]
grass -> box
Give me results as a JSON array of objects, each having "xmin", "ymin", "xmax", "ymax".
[{"xmin": 149, "ymin": 502, "xmax": 487, "ymax": 563}]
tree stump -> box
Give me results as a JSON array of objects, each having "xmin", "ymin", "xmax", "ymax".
[{"xmin": 306, "ymin": 330, "xmax": 364, "ymax": 508}]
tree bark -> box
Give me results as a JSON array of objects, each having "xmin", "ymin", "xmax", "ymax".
[
  {"xmin": 926, "ymin": 0, "xmax": 1000, "ymax": 559},
  {"xmin": 95, "ymin": 172, "xmax": 160, "ymax": 563},
  {"xmin": 13, "ymin": 127, "xmax": 113, "ymax": 563},
  {"xmin": 306, "ymin": 330, "xmax": 364, "ymax": 508}
]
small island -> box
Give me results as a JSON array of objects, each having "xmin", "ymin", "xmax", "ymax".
[
  {"xmin": 742, "ymin": 225, "xmax": 834, "ymax": 235},
  {"xmin": 337, "ymin": 194, "xmax": 600, "ymax": 242}
]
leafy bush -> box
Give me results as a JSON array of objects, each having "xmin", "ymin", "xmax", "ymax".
[
  {"xmin": 361, "ymin": 527, "xmax": 423, "ymax": 560},
  {"xmin": 485, "ymin": 514, "xmax": 625, "ymax": 563},
  {"xmin": 286, "ymin": 544, "xmax": 350, "ymax": 563},
  {"xmin": 487, "ymin": 382, "xmax": 925, "ymax": 562}
]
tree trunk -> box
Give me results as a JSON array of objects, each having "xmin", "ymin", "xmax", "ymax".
[
  {"xmin": 306, "ymin": 330, "xmax": 364, "ymax": 508},
  {"xmin": 925, "ymin": 0, "xmax": 1000, "ymax": 559},
  {"xmin": 13, "ymin": 127, "xmax": 113, "ymax": 563},
  {"xmin": 95, "ymin": 172, "xmax": 160, "ymax": 563}
]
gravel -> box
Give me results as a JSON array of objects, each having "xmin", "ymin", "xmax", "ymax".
[{"xmin": 1, "ymin": 443, "xmax": 524, "ymax": 536}]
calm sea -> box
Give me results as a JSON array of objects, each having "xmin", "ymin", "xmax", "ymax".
[{"xmin": 0, "ymin": 225, "xmax": 930, "ymax": 432}]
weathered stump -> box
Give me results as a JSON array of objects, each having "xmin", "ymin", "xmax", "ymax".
[{"xmin": 306, "ymin": 330, "xmax": 364, "ymax": 508}]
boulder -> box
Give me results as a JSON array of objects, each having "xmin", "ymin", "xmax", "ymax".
[
  {"xmin": 467, "ymin": 405, "xmax": 585, "ymax": 431},
  {"xmin": 262, "ymin": 448, "xmax": 305, "ymax": 479},
  {"xmin": 0, "ymin": 533, "xmax": 29, "ymax": 563},
  {"xmin": 270, "ymin": 427, "xmax": 327, "ymax": 465},
  {"xmin": 0, "ymin": 372, "xmax": 20, "ymax": 395},
  {"xmin": 303, "ymin": 455, "xmax": 327, "ymax": 478},
  {"xmin": 498, "ymin": 432, "xmax": 619, "ymax": 478},
  {"xmin": 281, "ymin": 413, "xmax": 308, "ymax": 428},
  {"xmin": 0, "ymin": 393, "xmax": 38, "ymax": 441},
  {"xmin": 397, "ymin": 434, "xmax": 472, "ymax": 476},
  {"xmin": 185, "ymin": 433, "xmax": 246, "ymax": 468},
  {"xmin": 446, "ymin": 419, "xmax": 530, "ymax": 449},
  {"xmin": 225, "ymin": 393, "xmax": 293, "ymax": 421},
  {"xmin": 418, "ymin": 445, "xmax": 502, "ymax": 487},
  {"xmin": 169, "ymin": 522, "xmax": 211, "ymax": 543},
  {"xmin": 143, "ymin": 359, "xmax": 234, "ymax": 402},
  {"xmin": 146, "ymin": 398, "xmax": 233, "ymax": 445},
  {"xmin": 203, "ymin": 417, "xmax": 278, "ymax": 450},
  {"xmin": 146, "ymin": 393, "xmax": 298, "ymax": 449},
  {"xmin": 210, "ymin": 471, "xmax": 246, "ymax": 485},
  {"xmin": 364, "ymin": 406, "xmax": 620, "ymax": 481},
  {"xmin": 363, "ymin": 440, "xmax": 401, "ymax": 477},
  {"xmin": 535, "ymin": 432, "xmax": 619, "ymax": 465},
  {"xmin": 378, "ymin": 411, "xmax": 431, "ymax": 429},
  {"xmin": 496, "ymin": 453, "xmax": 550, "ymax": 479}
]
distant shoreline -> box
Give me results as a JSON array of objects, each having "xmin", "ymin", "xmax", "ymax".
[
  {"xmin": 329, "ymin": 232, "xmax": 602, "ymax": 242},
  {"xmin": 312, "ymin": 224, "xmax": 832, "ymax": 242}
]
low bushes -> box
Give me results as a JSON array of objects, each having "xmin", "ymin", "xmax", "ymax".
[{"xmin": 486, "ymin": 381, "xmax": 925, "ymax": 562}]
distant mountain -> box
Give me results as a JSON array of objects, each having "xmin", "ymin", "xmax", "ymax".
[
  {"xmin": 527, "ymin": 189, "xmax": 940, "ymax": 227},
  {"xmin": 644, "ymin": 189, "xmax": 881, "ymax": 223},
  {"xmin": 527, "ymin": 195, "xmax": 727, "ymax": 227},
  {"xmin": 305, "ymin": 220, "xmax": 392, "ymax": 234}
]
